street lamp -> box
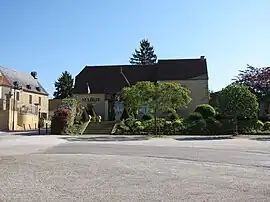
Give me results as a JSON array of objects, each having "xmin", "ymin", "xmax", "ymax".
[
  {"xmin": 12, "ymin": 81, "xmax": 22, "ymax": 131},
  {"xmin": 34, "ymin": 103, "xmax": 41, "ymax": 135}
]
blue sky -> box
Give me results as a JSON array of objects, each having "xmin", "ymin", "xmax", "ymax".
[{"xmin": 1, "ymin": 0, "xmax": 270, "ymax": 97}]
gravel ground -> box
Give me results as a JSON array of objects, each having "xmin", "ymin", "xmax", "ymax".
[
  {"xmin": 0, "ymin": 136, "xmax": 270, "ymax": 201},
  {"xmin": 0, "ymin": 154, "xmax": 269, "ymax": 202}
]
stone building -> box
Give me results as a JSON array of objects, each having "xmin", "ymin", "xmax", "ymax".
[{"xmin": 71, "ymin": 56, "xmax": 209, "ymax": 121}]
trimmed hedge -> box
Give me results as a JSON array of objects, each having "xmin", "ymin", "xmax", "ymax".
[{"xmin": 194, "ymin": 104, "xmax": 216, "ymax": 118}]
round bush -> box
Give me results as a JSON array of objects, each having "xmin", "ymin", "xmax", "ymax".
[
  {"xmin": 206, "ymin": 117, "xmax": 221, "ymax": 134},
  {"xmin": 194, "ymin": 104, "xmax": 216, "ymax": 118},
  {"xmin": 186, "ymin": 112, "xmax": 203, "ymax": 121},
  {"xmin": 263, "ymin": 121, "xmax": 270, "ymax": 131},
  {"xmin": 255, "ymin": 120, "xmax": 264, "ymax": 130}
]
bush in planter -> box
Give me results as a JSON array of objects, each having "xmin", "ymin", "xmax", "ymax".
[
  {"xmin": 263, "ymin": 121, "xmax": 270, "ymax": 131},
  {"xmin": 51, "ymin": 107, "xmax": 71, "ymax": 134},
  {"xmin": 194, "ymin": 104, "xmax": 216, "ymax": 118}
]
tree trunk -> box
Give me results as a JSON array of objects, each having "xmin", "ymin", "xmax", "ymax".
[{"xmin": 234, "ymin": 116, "xmax": 238, "ymax": 136}]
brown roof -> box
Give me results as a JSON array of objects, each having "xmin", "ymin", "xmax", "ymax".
[{"xmin": 73, "ymin": 57, "xmax": 208, "ymax": 94}]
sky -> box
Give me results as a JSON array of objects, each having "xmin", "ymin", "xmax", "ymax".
[{"xmin": 1, "ymin": 0, "xmax": 270, "ymax": 97}]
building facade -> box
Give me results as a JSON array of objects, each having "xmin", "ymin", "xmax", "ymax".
[
  {"xmin": 71, "ymin": 56, "xmax": 209, "ymax": 121},
  {"xmin": 0, "ymin": 67, "xmax": 49, "ymax": 131}
]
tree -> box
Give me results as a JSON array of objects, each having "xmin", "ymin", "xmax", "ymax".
[
  {"xmin": 53, "ymin": 71, "xmax": 74, "ymax": 99},
  {"xmin": 121, "ymin": 81, "xmax": 191, "ymax": 115},
  {"xmin": 218, "ymin": 84, "xmax": 259, "ymax": 134},
  {"xmin": 129, "ymin": 39, "xmax": 157, "ymax": 65},
  {"xmin": 233, "ymin": 65, "xmax": 270, "ymax": 99}
]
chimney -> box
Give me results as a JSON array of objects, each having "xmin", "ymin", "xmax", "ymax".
[
  {"xmin": 30, "ymin": 71, "xmax": 37, "ymax": 79},
  {"xmin": 200, "ymin": 56, "xmax": 205, "ymax": 60}
]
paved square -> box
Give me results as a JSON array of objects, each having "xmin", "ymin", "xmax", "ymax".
[{"xmin": 0, "ymin": 136, "xmax": 270, "ymax": 201}]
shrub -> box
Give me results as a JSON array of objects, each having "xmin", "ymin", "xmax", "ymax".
[
  {"xmin": 141, "ymin": 114, "xmax": 153, "ymax": 121},
  {"xmin": 74, "ymin": 115, "xmax": 82, "ymax": 124},
  {"xmin": 264, "ymin": 121, "xmax": 270, "ymax": 131},
  {"xmin": 186, "ymin": 112, "xmax": 203, "ymax": 121},
  {"xmin": 194, "ymin": 104, "xmax": 216, "ymax": 118},
  {"xmin": 81, "ymin": 108, "xmax": 90, "ymax": 123},
  {"xmin": 51, "ymin": 107, "xmax": 71, "ymax": 134},
  {"xmin": 206, "ymin": 117, "xmax": 221, "ymax": 134},
  {"xmin": 121, "ymin": 108, "xmax": 129, "ymax": 120},
  {"xmin": 167, "ymin": 109, "xmax": 179, "ymax": 121},
  {"xmin": 255, "ymin": 120, "xmax": 264, "ymax": 131},
  {"xmin": 183, "ymin": 118, "xmax": 207, "ymax": 135}
]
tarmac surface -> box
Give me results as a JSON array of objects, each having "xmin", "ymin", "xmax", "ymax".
[{"xmin": 0, "ymin": 135, "xmax": 270, "ymax": 201}]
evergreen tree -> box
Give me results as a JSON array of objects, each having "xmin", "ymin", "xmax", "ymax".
[
  {"xmin": 53, "ymin": 71, "xmax": 74, "ymax": 99},
  {"xmin": 129, "ymin": 39, "xmax": 157, "ymax": 65}
]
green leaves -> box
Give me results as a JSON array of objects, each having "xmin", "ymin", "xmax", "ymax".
[
  {"xmin": 121, "ymin": 81, "xmax": 192, "ymax": 114},
  {"xmin": 219, "ymin": 84, "xmax": 259, "ymax": 118}
]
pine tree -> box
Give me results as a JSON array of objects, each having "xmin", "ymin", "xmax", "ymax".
[
  {"xmin": 129, "ymin": 39, "xmax": 157, "ymax": 65},
  {"xmin": 53, "ymin": 71, "xmax": 74, "ymax": 99}
]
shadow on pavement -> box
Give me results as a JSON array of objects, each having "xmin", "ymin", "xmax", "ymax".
[
  {"xmin": 174, "ymin": 136, "xmax": 233, "ymax": 141},
  {"xmin": 251, "ymin": 137, "xmax": 270, "ymax": 141},
  {"xmin": 61, "ymin": 136, "xmax": 150, "ymax": 142}
]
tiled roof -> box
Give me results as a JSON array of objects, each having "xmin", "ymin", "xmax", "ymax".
[
  {"xmin": 0, "ymin": 66, "xmax": 49, "ymax": 95},
  {"xmin": 73, "ymin": 57, "xmax": 208, "ymax": 94}
]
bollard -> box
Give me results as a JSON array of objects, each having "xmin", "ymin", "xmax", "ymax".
[{"xmin": 46, "ymin": 123, "xmax": 48, "ymax": 135}]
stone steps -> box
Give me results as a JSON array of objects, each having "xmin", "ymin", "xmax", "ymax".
[{"xmin": 83, "ymin": 121, "xmax": 115, "ymax": 135}]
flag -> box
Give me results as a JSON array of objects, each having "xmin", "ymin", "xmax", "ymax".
[{"xmin": 86, "ymin": 82, "xmax": 91, "ymax": 94}]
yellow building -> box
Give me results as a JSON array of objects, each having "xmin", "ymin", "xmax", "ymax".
[{"xmin": 0, "ymin": 67, "xmax": 49, "ymax": 131}]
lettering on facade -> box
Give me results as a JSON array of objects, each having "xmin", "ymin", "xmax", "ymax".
[{"xmin": 81, "ymin": 97, "xmax": 100, "ymax": 102}]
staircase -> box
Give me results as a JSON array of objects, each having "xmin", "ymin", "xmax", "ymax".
[{"xmin": 83, "ymin": 121, "xmax": 115, "ymax": 135}]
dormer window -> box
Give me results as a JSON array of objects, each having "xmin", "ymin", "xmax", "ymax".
[
  {"xmin": 36, "ymin": 86, "xmax": 41, "ymax": 91},
  {"xmin": 26, "ymin": 84, "xmax": 31, "ymax": 89}
]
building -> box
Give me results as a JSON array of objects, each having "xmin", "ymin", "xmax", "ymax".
[
  {"xmin": 72, "ymin": 56, "xmax": 209, "ymax": 121},
  {"xmin": 0, "ymin": 67, "xmax": 49, "ymax": 131}
]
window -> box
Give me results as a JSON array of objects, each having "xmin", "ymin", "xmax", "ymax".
[
  {"xmin": 29, "ymin": 95, "xmax": 32, "ymax": 104},
  {"xmin": 16, "ymin": 92, "xmax": 20, "ymax": 101},
  {"xmin": 39, "ymin": 97, "xmax": 41, "ymax": 105}
]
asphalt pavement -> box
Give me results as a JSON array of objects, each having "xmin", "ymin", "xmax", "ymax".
[{"xmin": 0, "ymin": 135, "xmax": 270, "ymax": 201}]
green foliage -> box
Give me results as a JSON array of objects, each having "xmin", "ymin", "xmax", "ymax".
[
  {"xmin": 53, "ymin": 71, "xmax": 74, "ymax": 99},
  {"xmin": 167, "ymin": 109, "xmax": 179, "ymax": 121},
  {"xmin": 186, "ymin": 112, "xmax": 203, "ymax": 121},
  {"xmin": 206, "ymin": 117, "xmax": 221, "ymax": 134},
  {"xmin": 121, "ymin": 108, "xmax": 129, "ymax": 120},
  {"xmin": 74, "ymin": 115, "xmax": 82, "ymax": 124},
  {"xmin": 121, "ymin": 81, "xmax": 192, "ymax": 115},
  {"xmin": 183, "ymin": 118, "xmax": 207, "ymax": 135},
  {"xmin": 129, "ymin": 39, "xmax": 157, "ymax": 65},
  {"xmin": 263, "ymin": 121, "xmax": 270, "ymax": 131},
  {"xmin": 81, "ymin": 108, "xmax": 90, "ymax": 123},
  {"xmin": 218, "ymin": 84, "xmax": 259, "ymax": 119},
  {"xmin": 255, "ymin": 120, "xmax": 264, "ymax": 131},
  {"xmin": 141, "ymin": 114, "xmax": 154, "ymax": 121},
  {"xmin": 86, "ymin": 103, "xmax": 96, "ymax": 116},
  {"xmin": 195, "ymin": 104, "xmax": 216, "ymax": 118}
]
